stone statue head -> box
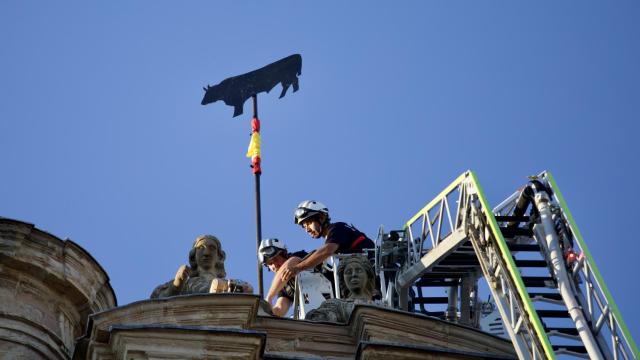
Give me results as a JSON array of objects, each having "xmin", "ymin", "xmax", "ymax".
[
  {"xmin": 338, "ymin": 256, "xmax": 375, "ymax": 300},
  {"xmin": 188, "ymin": 235, "xmax": 226, "ymax": 278}
]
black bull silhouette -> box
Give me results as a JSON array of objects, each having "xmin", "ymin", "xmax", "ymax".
[{"xmin": 201, "ymin": 54, "xmax": 302, "ymax": 117}]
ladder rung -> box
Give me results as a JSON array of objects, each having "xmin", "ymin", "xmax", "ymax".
[
  {"xmin": 529, "ymin": 292, "xmax": 563, "ymax": 301},
  {"xmin": 507, "ymin": 244, "xmax": 540, "ymax": 252},
  {"xmin": 552, "ymin": 345, "xmax": 587, "ymax": 354},
  {"xmin": 420, "ymin": 273, "xmax": 466, "ymax": 279},
  {"xmin": 432, "ymin": 262, "xmax": 475, "ymax": 269},
  {"xmin": 546, "ymin": 327, "xmax": 579, "ymax": 336},
  {"xmin": 522, "ymin": 276, "xmax": 555, "ymax": 288},
  {"xmin": 500, "ymin": 227, "xmax": 534, "ymax": 238},
  {"xmin": 442, "ymin": 253, "xmax": 477, "ymax": 260},
  {"xmin": 439, "ymin": 254, "xmax": 479, "ymax": 266},
  {"xmin": 500, "ymin": 227, "xmax": 533, "ymax": 238},
  {"xmin": 431, "ymin": 266, "xmax": 477, "ymax": 273},
  {"xmin": 495, "ymin": 216, "xmax": 530, "ymax": 223},
  {"xmin": 411, "ymin": 297, "xmax": 449, "ymax": 304},
  {"xmin": 439, "ymin": 260, "xmax": 479, "ymax": 266},
  {"xmin": 537, "ymin": 309, "xmax": 569, "ymax": 318},
  {"xmin": 415, "ymin": 279, "xmax": 460, "ymax": 287},
  {"xmin": 514, "ymin": 259, "xmax": 548, "ymax": 267}
]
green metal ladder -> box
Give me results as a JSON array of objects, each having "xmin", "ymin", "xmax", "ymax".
[{"xmin": 384, "ymin": 171, "xmax": 638, "ymax": 359}]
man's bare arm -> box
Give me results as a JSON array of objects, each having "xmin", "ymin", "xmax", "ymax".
[
  {"xmin": 281, "ymin": 243, "xmax": 338, "ymax": 281},
  {"xmin": 295, "ymin": 243, "xmax": 338, "ymax": 271},
  {"xmin": 272, "ymin": 296, "xmax": 292, "ymax": 317},
  {"xmin": 266, "ymin": 257, "xmax": 302, "ymax": 303}
]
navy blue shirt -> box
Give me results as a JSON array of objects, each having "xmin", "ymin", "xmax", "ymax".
[{"xmin": 324, "ymin": 222, "xmax": 374, "ymax": 254}]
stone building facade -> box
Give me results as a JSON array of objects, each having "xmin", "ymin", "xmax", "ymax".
[
  {"xmin": 0, "ymin": 218, "xmax": 116, "ymax": 359},
  {"xmin": 1, "ymin": 218, "xmax": 515, "ymax": 359}
]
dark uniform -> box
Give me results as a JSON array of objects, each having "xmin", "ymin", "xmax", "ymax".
[
  {"xmin": 324, "ymin": 222, "xmax": 375, "ymax": 254},
  {"xmin": 325, "ymin": 222, "xmax": 379, "ymax": 299},
  {"xmin": 280, "ymin": 224, "xmax": 374, "ymax": 301}
]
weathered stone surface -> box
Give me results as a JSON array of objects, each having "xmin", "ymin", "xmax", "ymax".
[
  {"xmin": 77, "ymin": 294, "xmax": 516, "ymax": 360},
  {"xmin": 0, "ymin": 218, "xmax": 116, "ymax": 359},
  {"xmin": 87, "ymin": 294, "xmax": 260, "ymax": 338},
  {"xmin": 352, "ymin": 306, "xmax": 515, "ymax": 356},
  {"xmin": 356, "ymin": 340, "xmax": 515, "ymax": 360},
  {"xmin": 99, "ymin": 325, "xmax": 265, "ymax": 360}
]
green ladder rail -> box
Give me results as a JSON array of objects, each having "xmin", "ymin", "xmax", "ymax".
[
  {"xmin": 389, "ymin": 171, "xmax": 638, "ymax": 360},
  {"xmin": 492, "ymin": 172, "xmax": 638, "ymax": 360}
]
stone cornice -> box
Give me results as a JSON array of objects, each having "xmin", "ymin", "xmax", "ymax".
[
  {"xmin": 86, "ymin": 293, "xmax": 261, "ymax": 343},
  {"xmin": 356, "ymin": 340, "xmax": 517, "ymax": 360},
  {"xmin": 108, "ymin": 325, "xmax": 266, "ymax": 360},
  {"xmin": 78, "ymin": 294, "xmax": 516, "ymax": 359},
  {"xmin": 349, "ymin": 305, "xmax": 515, "ymax": 355}
]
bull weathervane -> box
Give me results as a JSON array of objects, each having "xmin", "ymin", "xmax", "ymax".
[
  {"xmin": 201, "ymin": 54, "xmax": 302, "ymax": 117},
  {"xmin": 201, "ymin": 54, "xmax": 302, "ymax": 297}
]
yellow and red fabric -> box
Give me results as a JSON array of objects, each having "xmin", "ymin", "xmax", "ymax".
[{"xmin": 246, "ymin": 117, "xmax": 261, "ymax": 174}]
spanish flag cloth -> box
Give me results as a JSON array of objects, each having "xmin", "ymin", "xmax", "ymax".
[
  {"xmin": 246, "ymin": 132, "xmax": 261, "ymax": 158},
  {"xmin": 246, "ymin": 117, "xmax": 261, "ymax": 174}
]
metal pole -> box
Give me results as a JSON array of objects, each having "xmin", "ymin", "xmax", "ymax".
[
  {"xmin": 252, "ymin": 94, "xmax": 264, "ymax": 298},
  {"xmin": 460, "ymin": 275, "xmax": 474, "ymax": 325},
  {"xmin": 446, "ymin": 284, "xmax": 458, "ymax": 322},
  {"xmin": 534, "ymin": 192, "xmax": 604, "ymax": 360}
]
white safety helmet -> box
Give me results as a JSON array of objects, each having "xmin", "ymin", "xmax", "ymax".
[
  {"xmin": 258, "ymin": 238, "xmax": 287, "ymax": 264},
  {"xmin": 293, "ymin": 200, "xmax": 329, "ymax": 225}
]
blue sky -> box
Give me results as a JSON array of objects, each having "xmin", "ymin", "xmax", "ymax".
[{"xmin": 1, "ymin": 1, "xmax": 638, "ymax": 339}]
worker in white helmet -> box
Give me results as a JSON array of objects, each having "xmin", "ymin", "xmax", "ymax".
[
  {"xmin": 281, "ymin": 200, "xmax": 375, "ymax": 282},
  {"xmin": 259, "ymin": 238, "xmax": 308, "ymax": 317}
]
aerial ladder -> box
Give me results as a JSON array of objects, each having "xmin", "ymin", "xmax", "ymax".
[{"xmin": 376, "ymin": 171, "xmax": 638, "ymax": 360}]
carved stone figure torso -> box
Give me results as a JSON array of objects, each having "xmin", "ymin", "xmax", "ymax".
[{"xmin": 150, "ymin": 235, "xmax": 252, "ymax": 298}]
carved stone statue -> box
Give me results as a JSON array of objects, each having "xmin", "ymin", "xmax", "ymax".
[
  {"xmin": 150, "ymin": 235, "xmax": 252, "ymax": 298},
  {"xmin": 306, "ymin": 256, "xmax": 376, "ymax": 323},
  {"xmin": 338, "ymin": 256, "xmax": 376, "ymax": 300}
]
